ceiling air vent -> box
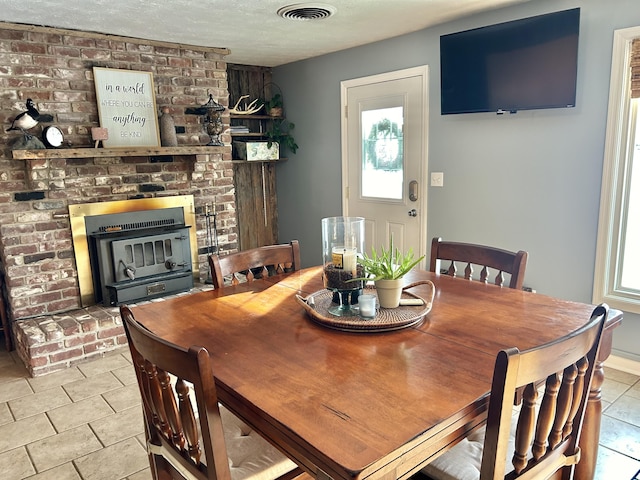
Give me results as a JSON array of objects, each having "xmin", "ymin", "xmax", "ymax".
[{"xmin": 277, "ymin": 3, "xmax": 337, "ymax": 21}]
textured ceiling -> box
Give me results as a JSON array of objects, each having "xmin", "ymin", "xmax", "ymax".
[{"xmin": 0, "ymin": 0, "xmax": 535, "ymax": 67}]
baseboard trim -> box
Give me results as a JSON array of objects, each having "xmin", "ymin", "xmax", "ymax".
[{"xmin": 605, "ymin": 355, "xmax": 640, "ymax": 376}]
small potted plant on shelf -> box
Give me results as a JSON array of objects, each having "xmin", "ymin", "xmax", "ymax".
[
  {"xmin": 266, "ymin": 119, "xmax": 299, "ymax": 155},
  {"xmin": 355, "ymin": 236, "xmax": 425, "ymax": 308},
  {"xmin": 264, "ymin": 93, "xmax": 284, "ymax": 117}
]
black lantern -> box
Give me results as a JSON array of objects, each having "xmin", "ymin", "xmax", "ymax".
[
  {"xmin": 186, "ymin": 94, "xmax": 226, "ymax": 146},
  {"xmin": 203, "ymin": 94, "xmax": 225, "ymax": 146}
]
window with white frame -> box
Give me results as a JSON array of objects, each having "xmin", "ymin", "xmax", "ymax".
[{"xmin": 593, "ymin": 27, "xmax": 640, "ymax": 313}]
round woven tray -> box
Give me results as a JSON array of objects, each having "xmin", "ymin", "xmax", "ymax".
[{"xmin": 295, "ymin": 280, "xmax": 435, "ymax": 333}]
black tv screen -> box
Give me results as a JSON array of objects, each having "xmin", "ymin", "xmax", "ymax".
[{"xmin": 440, "ymin": 8, "xmax": 580, "ymax": 115}]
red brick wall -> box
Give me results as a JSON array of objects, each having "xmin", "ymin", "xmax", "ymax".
[{"xmin": 0, "ymin": 22, "xmax": 237, "ymax": 321}]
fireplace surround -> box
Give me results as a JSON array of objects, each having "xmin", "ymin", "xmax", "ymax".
[
  {"xmin": 8, "ymin": 185, "xmax": 232, "ymax": 377},
  {"xmin": 69, "ymin": 195, "xmax": 199, "ymax": 307}
]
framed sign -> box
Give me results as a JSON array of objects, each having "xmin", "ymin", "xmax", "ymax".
[{"xmin": 93, "ymin": 67, "xmax": 161, "ymax": 147}]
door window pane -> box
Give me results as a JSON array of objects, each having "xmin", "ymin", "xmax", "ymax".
[{"xmin": 361, "ymin": 107, "xmax": 403, "ymax": 199}]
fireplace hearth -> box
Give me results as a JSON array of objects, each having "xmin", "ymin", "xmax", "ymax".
[{"xmin": 10, "ymin": 195, "xmax": 204, "ymax": 376}]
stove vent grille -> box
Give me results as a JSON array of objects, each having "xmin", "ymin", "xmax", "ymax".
[{"xmin": 98, "ymin": 218, "xmax": 177, "ymax": 233}]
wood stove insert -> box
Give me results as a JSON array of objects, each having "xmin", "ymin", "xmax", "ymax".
[
  {"xmin": 70, "ymin": 196, "xmax": 198, "ymax": 307},
  {"xmin": 86, "ymin": 207, "xmax": 194, "ymax": 306}
]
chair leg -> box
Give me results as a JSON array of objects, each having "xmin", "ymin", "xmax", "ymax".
[{"xmin": 152, "ymin": 455, "xmax": 176, "ymax": 480}]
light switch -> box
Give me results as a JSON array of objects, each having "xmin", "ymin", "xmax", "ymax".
[{"xmin": 431, "ymin": 172, "xmax": 444, "ymax": 187}]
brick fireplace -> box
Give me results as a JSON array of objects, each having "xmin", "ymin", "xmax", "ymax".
[{"xmin": 0, "ymin": 22, "xmax": 240, "ymax": 375}]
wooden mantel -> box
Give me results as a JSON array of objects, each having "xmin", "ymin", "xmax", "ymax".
[
  {"xmin": 12, "ymin": 145, "xmax": 226, "ymax": 160},
  {"xmin": 12, "ymin": 145, "xmax": 230, "ymax": 191}
]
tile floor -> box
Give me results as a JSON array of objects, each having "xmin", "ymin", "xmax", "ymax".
[{"xmin": 0, "ymin": 345, "xmax": 638, "ymax": 480}]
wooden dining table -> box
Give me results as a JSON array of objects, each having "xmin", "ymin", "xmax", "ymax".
[{"xmin": 129, "ymin": 266, "xmax": 621, "ymax": 480}]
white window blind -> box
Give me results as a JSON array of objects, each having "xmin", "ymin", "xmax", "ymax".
[{"xmin": 632, "ymin": 38, "xmax": 640, "ymax": 98}]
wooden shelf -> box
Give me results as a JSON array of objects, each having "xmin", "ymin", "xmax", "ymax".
[
  {"xmin": 230, "ymin": 114, "xmax": 283, "ymax": 137},
  {"xmin": 230, "ymin": 114, "xmax": 282, "ymax": 120},
  {"xmin": 12, "ymin": 145, "xmax": 226, "ymax": 160},
  {"xmin": 232, "ymin": 158, "xmax": 287, "ymax": 163}
]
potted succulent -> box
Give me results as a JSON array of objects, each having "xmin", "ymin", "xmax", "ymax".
[
  {"xmin": 266, "ymin": 119, "xmax": 298, "ymax": 155},
  {"xmin": 356, "ymin": 236, "xmax": 425, "ymax": 308}
]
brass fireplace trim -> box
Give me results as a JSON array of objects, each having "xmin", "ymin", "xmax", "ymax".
[{"xmin": 69, "ymin": 195, "xmax": 198, "ymax": 307}]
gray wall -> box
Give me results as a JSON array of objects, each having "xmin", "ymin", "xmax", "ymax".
[{"xmin": 272, "ymin": 0, "xmax": 640, "ymax": 361}]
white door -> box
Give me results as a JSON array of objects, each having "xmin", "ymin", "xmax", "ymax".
[{"xmin": 340, "ymin": 66, "xmax": 429, "ymax": 264}]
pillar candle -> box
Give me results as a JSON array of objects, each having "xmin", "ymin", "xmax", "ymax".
[{"xmin": 332, "ymin": 247, "xmax": 357, "ymax": 274}]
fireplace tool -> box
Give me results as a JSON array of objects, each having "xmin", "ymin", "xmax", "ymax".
[{"xmin": 204, "ymin": 203, "xmax": 219, "ymax": 284}]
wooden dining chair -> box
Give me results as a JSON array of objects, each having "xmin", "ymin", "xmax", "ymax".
[
  {"xmin": 208, "ymin": 240, "xmax": 301, "ymax": 289},
  {"xmin": 430, "ymin": 237, "xmax": 528, "ymax": 290},
  {"xmin": 120, "ymin": 305, "xmax": 307, "ymax": 480},
  {"xmin": 421, "ymin": 303, "xmax": 608, "ymax": 480}
]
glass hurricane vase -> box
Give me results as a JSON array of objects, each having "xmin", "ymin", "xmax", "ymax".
[{"xmin": 321, "ymin": 216, "xmax": 365, "ymax": 316}]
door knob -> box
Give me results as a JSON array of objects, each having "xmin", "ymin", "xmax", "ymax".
[{"xmin": 408, "ymin": 209, "xmax": 417, "ymax": 217}]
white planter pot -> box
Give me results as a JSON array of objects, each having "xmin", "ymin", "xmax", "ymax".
[{"xmin": 375, "ymin": 278, "xmax": 404, "ymax": 308}]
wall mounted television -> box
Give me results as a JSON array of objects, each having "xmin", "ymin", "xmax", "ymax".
[{"xmin": 440, "ymin": 8, "xmax": 580, "ymax": 115}]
